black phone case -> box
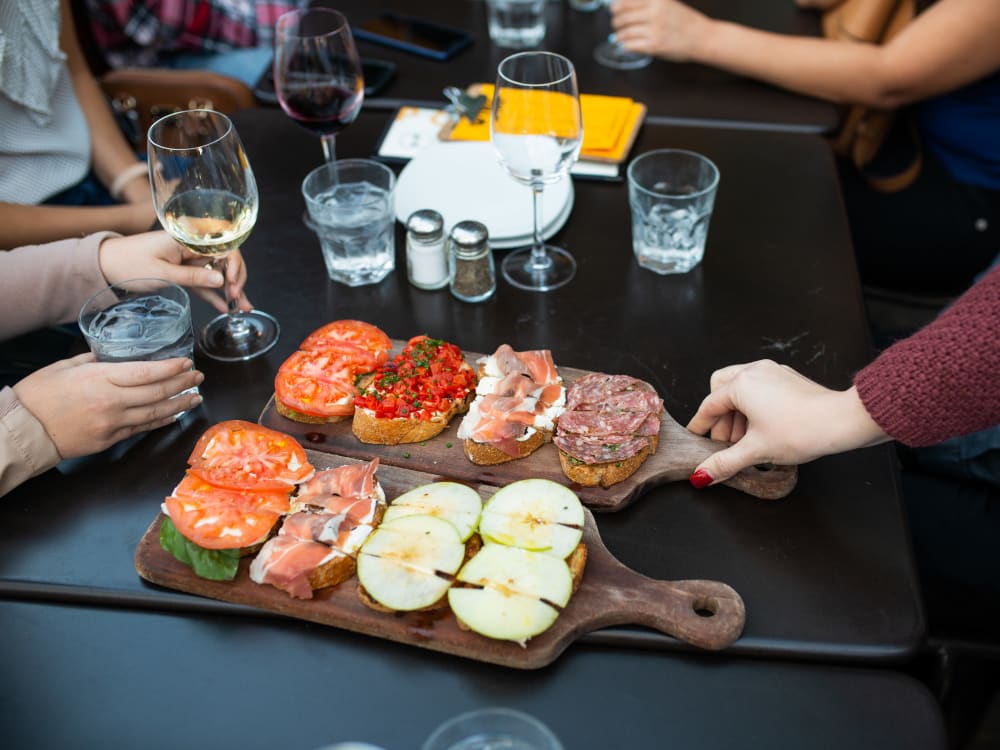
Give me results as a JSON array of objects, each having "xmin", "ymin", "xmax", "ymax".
[{"xmin": 353, "ymin": 13, "xmax": 473, "ymax": 61}]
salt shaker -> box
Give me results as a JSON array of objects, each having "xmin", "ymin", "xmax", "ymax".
[
  {"xmin": 448, "ymin": 220, "xmax": 496, "ymax": 303},
  {"xmin": 405, "ymin": 209, "xmax": 448, "ymax": 290}
]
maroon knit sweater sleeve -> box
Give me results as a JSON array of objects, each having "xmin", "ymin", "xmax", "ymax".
[{"xmin": 853, "ymin": 264, "xmax": 1000, "ymax": 447}]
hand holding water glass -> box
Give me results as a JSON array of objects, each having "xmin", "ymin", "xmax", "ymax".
[
  {"xmin": 626, "ymin": 149, "xmax": 719, "ymax": 274},
  {"xmin": 79, "ymin": 278, "xmax": 200, "ymax": 418}
]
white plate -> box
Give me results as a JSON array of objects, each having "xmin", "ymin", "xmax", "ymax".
[{"xmin": 393, "ymin": 140, "xmax": 574, "ymax": 246}]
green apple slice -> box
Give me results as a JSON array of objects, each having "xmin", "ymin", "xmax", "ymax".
[
  {"xmin": 478, "ymin": 479, "xmax": 584, "ymax": 558},
  {"xmin": 449, "ymin": 545, "xmax": 573, "ymax": 644},
  {"xmin": 357, "ymin": 514, "xmax": 465, "ymax": 611},
  {"xmin": 383, "ymin": 482, "xmax": 482, "ymax": 541}
]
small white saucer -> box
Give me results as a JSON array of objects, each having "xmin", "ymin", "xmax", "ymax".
[{"xmin": 393, "ymin": 140, "xmax": 574, "ymax": 246}]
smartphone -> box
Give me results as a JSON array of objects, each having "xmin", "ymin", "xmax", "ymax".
[
  {"xmin": 353, "ymin": 12, "xmax": 473, "ymax": 61},
  {"xmin": 253, "ymin": 58, "xmax": 397, "ymax": 105}
]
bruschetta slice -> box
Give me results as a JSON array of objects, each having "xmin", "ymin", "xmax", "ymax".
[
  {"xmin": 352, "ymin": 335, "xmax": 476, "ymax": 445},
  {"xmin": 457, "ymin": 345, "xmax": 566, "ymax": 465}
]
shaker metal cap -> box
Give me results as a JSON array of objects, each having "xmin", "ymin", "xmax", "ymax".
[
  {"xmin": 449, "ymin": 220, "xmax": 489, "ymax": 254},
  {"xmin": 406, "ymin": 209, "xmax": 444, "ymax": 239}
]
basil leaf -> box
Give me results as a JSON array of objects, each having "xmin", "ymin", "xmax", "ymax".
[{"xmin": 159, "ymin": 517, "xmax": 240, "ymax": 581}]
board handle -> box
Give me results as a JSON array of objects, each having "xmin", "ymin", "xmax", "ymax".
[
  {"xmin": 616, "ymin": 576, "xmax": 746, "ymax": 650},
  {"xmin": 720, "ymin": 462, "xmax": 798, "ymax": 500}
]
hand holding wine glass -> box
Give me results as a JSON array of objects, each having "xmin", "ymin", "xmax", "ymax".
[
  {"xmin": 491, "ymin": 52, "xmax": 583, "ymax": 291},
  {"xmin": 147, "ymin": 109, "xmax": 279, "ymax": 362},
  {"xmin": 274, "ymin": 8, "xmax": 364, "ymax": 163}
]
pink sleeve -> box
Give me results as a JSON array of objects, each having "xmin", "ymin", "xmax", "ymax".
[
  {"xmin": 853, "ymin": 264, "xmax": 1000, "ymax": 446},
  {"xmin": 0, "ymin": 232, "xmax": 116, "ymax": 340}
]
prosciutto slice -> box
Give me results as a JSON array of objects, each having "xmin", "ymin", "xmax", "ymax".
[{"xmin": 250, "ymin": 459, "xmax": 383, "ymax": 598}]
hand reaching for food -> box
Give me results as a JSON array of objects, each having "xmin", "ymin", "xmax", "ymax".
[{"xmin": 685, "ymin": 359, "xmax": 888, "ymax": 487}]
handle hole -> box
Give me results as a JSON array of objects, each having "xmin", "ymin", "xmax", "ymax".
[{"xmin": 693, "ymin": 597, "xmax": 718, "ymax": 618}]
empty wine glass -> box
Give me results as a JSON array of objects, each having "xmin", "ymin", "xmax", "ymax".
[
  {"xmin": 491, "ymin": 51, "xmax": 583, "ymax": 292},
  {"xmin": 148, "ymin": 109, "xmax": 279, "ymax": 362},
  {"xmin": 274, "ymin": 8, "xmax": 365, "ymax": 162},
  {"xmin": 594, "ymin": 0, "xmax": 652, "ymax": 70}
]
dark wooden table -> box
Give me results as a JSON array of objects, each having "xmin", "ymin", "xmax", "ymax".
[
  {"xmin": 0, "ymin": 599, "xmax": 946, "ymax": 750},
  {"xmin": 0, "ymin": 108, "xmax": 924, "ymax": 665},
  {"xmin": 303, "ymin": 0, "xmax": 843, "ymax": 133}
]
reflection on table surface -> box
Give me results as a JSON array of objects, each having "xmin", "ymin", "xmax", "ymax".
[
  {"xmin": 0, "ymin": 107, "xmax": 923, "ymax": 666},
  {"xmin": 306, "ymin": 0, "xmax": 843, "ymax": 133},
  {"xmin": 0, "ymin": 599, "xmax": 947, "ymax": 750}
]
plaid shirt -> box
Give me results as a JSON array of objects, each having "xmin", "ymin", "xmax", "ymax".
[{"xmin": 84, "ymin": 0, "xmax": 305, "ymax": 68}]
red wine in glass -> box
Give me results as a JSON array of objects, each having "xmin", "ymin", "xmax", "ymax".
[{"xmin": 274, "ymin": 9, "xmax": 364, "ymax": 161}]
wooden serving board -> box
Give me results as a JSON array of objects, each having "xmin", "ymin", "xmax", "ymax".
[
  {"xmin": 135, "ymin": 452, "xmax": 745, "ymax": 670},
  {"xmin": 259, "ymin": 344, "xmax": 796, "ymax": 510}
]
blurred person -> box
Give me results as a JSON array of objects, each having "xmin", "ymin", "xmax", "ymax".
[
  {"xmin": 611, "ymin": 0, "xmax": 1000, "ymax": 296},
  {"xmin": 82, "ymin": 0, "xmax": 306, "ymax": 87},
  {"xmin": 0, "ymin": 0, "xmax": 156, "ymax": 248},
  {"xmin": 0, "ymin": 230, "xmax": 251, "ymax": 497}
]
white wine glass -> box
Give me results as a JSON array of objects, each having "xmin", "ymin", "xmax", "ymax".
[
  {"xmin": 594, "ymin": 0, "xmax": 652, "ymax": 70},
  {"xmin": 274, "ymin": 8, "xmax": 364, "ymax": 163},
  {"xmin": 148, "ymin": 109, "xmax": 279, "ymax": 361},
  {"xmin": 491, "ymin": 51, "xmax": 583, "ymax": 291}
]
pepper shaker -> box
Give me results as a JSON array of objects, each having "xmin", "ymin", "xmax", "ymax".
[
  {"xmin": 448, "ymin": 220, "xmax": 496, "ymax": 303},
  {"xmin": 405, "ymin": 209, "xmax": 448, "ymax": 290}
]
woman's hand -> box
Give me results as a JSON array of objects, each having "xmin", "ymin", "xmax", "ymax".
[
  {"xmin": 12, "ymin": 353, "xmax": 204, "ymax": 459},
  {"xmin": 611, "ymin": 0, "xmax": 711, "ymax": 61},
  {"xmin": 98, "ymin": 231, "xmax": 252, "ymax": 314},
  {"xmin": 685, "ymin": 359, "xmax": 889, "ymax": 487}
]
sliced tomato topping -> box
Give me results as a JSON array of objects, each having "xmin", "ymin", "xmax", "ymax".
[
  {"xmin": 275, "ymin": 369, "xmax": 355, "ymax": 418},
  {"xmin": 164, "ymin": 493, "xmax": 281, "ymax": 550},
  {"xmin": 172, "ymin": 473, "xmax": 291, "ymax": 515},
  {"xmin": 300, "ymin": 320, "xmax": 392, "ymax": 365},
  {"xmin": 187, "ymin": 420, "xmax": 314, "ymax": 490}
]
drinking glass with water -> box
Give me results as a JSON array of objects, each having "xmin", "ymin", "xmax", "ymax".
[
  {"xmin": 302, "ymin": 158, "xmax": 396, "ymax": 287},
  {"xmin": 486, "ymin": 0, "xmax": 546, "ymax": 48},
  {"xmin": 626, "ymin": 149, "xmax": 720, "ymax": 275},
  {"xmin": 79, "ymin": 279, "xmax": 198, "ymax": 414}
]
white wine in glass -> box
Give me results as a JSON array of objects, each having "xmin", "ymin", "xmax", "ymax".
[
  {"xmin": 491, "ymin": 51, "xmax": 583, "ymax": 291},
  {"xmin": 148, "ymin": 109, "xmax": 279, "ymax": 361}
]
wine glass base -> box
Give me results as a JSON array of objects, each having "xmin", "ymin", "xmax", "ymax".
[
  {"xmin": 199, "ymin": 310, "xmax": 280, "ymax": 362},
  {"xmin": 594, "ymin": 40, "xmax": 653, "ymax": 70},
  {"xmin": 501, "ymin": 246, "xmax": 576, "ymax": 292}
]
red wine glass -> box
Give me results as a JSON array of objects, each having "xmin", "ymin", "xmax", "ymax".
[{"xmin": 274, "ymin": 8, "xmax": 364, "ymax": 162}]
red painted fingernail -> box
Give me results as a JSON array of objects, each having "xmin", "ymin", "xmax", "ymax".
[{"xmin": 689, "ymin": 469, "xmax": 714, "ymax": 489}]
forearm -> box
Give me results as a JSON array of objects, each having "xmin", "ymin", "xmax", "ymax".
[
  {"xmin": 0, "ymin": 203, "xmax": 153, "ymax": 248},
  {"xmin": 60, "ymin": 0, "xmax": 149, "ymax": 204},
  {"xmin": 694, "ymin": 21, "xmax": 892, "ymax": 106}
]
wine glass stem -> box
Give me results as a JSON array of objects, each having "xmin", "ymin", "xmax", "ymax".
[
  {"xmin": 530, "ymin": 185, "xmax": 550, "ymax": 270},
  {"xmin": 321, "ymin": 133, "xmax": 337, "ymax": 163},
  {"xmin": 214, "ymin": 255, "xmax": 251, "ymax": 339}
]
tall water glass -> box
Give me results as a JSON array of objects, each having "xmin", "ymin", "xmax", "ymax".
[
  {"xmin": 79, "ymin": 278, "xmax": 199, "ymax": 415},
  {"xmin": 491, "ymin": 52, "xmax": 583, "ymax": 291}
]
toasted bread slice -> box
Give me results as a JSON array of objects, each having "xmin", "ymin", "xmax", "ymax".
[
  {"xmin": 558, "ymin": 435, "xmax": 658, "ymax": 488},
  {"xmin": 307, "ymin": 551, "xmax": 357, "ymax": 590},
  {"xmin": 275, "ymin": 398, "xmax": 350, "ymax": 424},
  {"xmin": 352, "ymin": 396, "xmax": 470, "ymax": 445},
  {"xmin": 462, "ymin": 427, "xmax": 551, "ymax": 466}
]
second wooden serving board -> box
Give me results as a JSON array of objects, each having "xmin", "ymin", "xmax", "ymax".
[{"xmin": 259, "ymin": 343, "xmax": 796, "ymax": 510}]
